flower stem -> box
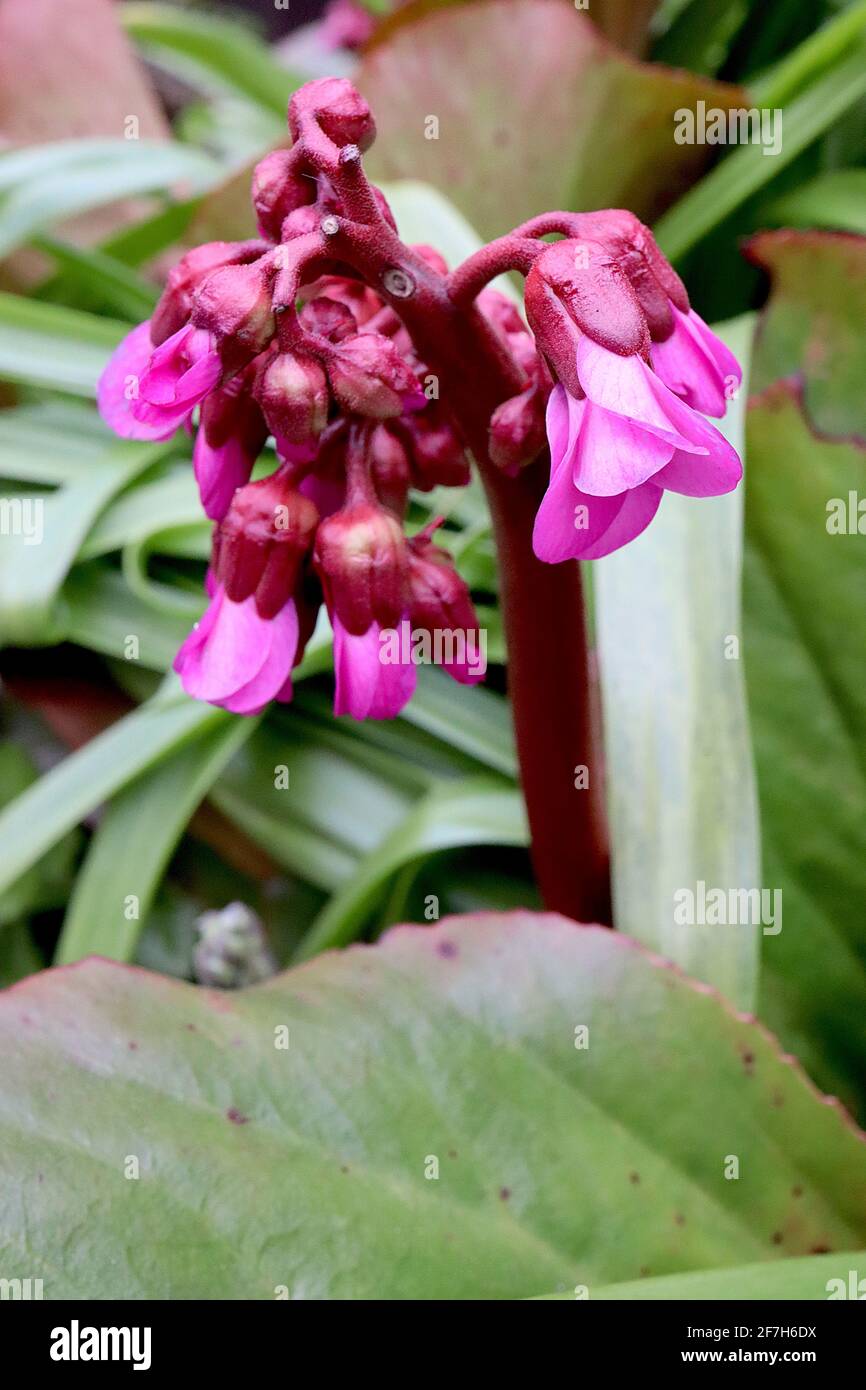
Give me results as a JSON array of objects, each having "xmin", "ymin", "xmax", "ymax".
[{"xmin": 294, "ymin": 159, "xmax": 611, "ymax": 921}]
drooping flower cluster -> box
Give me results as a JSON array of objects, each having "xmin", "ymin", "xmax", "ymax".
[
  {"xmin": 98, "ymin": 80, "xmax": 488, "ymax": 718},
  {"xmin": 97, "ymin": 77, "xmax": 742, "ymax": 724},
  {"xmin": 519, "ymin": 211, "xmax": 742, "ymax": 560}
]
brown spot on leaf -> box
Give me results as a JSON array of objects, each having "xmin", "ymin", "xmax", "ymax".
[
  {"xmin": 499, "ymin": 1187, "xmax": 511, "ymax": 1201},
  {"xmin": 772, "ymin": 1231, "xmax": 784, "ymax": 1245},
  {"xmin": 674, "ymin": 1213, "xmax": 686, "ymax": 1227},
  {"xmin": 226, "ymin": 1107, "xmax": 249, "ymax": 1125},
  {"xmin": 629, "ymin": 1171, "xmax": 640, "ymax": 1185},
  {"xmin": 810, "ymin": 1243, "xmax": 832, "ymax": 1255},
  {"xmin": 792, "ymin": 1185, "xmax": 803, "ymax": 1199}
]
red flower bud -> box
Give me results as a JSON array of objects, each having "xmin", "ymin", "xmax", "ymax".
[
  {"xmin": 327, "ymin": 333, "xmax": 424, "ymax": 419},
  {"xmin": 400, "ymin": 407, "xmax": 470, "ymax": 490},
  {"xmin": 255, "ymin": 351, "xmax": 329, "ymax": 446},
  {"xmin": 215, "ymin": 471, "xmax": 319, "ymax": 619},
  {"xmin": 489, "ymin": 387, "xmax": 547, "ymax": 474},
  {"xmin": 192, "ymin": 259, "xmax": 277, "ymax": 363},
  {"xmin": 524, "ymin": 239, "xmax": 649, "ymax": 393},
  {"xmin": 407, "ymin": 534, "xmax": 481, "ymax": 648},
  {"xmin": 300, "ymin": 295, "xmax": 357, "ymax": 342},
  {"xmin": 251, "ymin": 149, "xmax": 315, "ymax": 242},
  {"xmin": 288, "ymin": 77, "xmax": 376, "ymax": 151},
  {"xmin": 150, "ymin": 241, "xmax": 267, "ymax": 347},
  {"xmin": 314, "ymin": 501, "xmax": 408, "ymax": 634},
  {"xmin": 369, "ymin": 423, "xmax": 411, "ymax": 516}
]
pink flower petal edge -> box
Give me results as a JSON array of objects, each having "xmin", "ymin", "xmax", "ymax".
[{"xmin": 333, "ymin": 617, "xmax": 417, "ymax": 719}]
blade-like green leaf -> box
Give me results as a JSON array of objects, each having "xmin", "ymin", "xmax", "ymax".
[
  {"xmin": 2, "ymin": 914, "xmax": 865, "ymax": 1298},
  {"xmin": 595, "ymin": 316, "xmax": 761, "ymax": 1010},
  {"xmin": 0, "ymin": 139, "xmax": 220, "ymax": 258},
  {"xmin": 762, "ymin": 170, "xmax": 866, "ymax": 236},
  {"xmin": 0, "ymin": 684, "xmax": 231, "ymax": 900},
  {"xmin": 294, "ymin": 779, "xmax": 528, "ymax": 959},
  {"xmin": 655, "ymin": 41, "xmax": 866, "ymax": 261},
  {"xmin": 121, "ymin": 3, "xmax": 302, "ymax": 116},
  {"xmin": 0, "ymin": 293, "xmax": 127, "ymax": 395},
  {"xmin": 0, "ymin": 440, "xmax": 171, "ymax": 646},
  {"xmin": 55, "ymin": 714, "xmax": 257, "ymax": 966}
]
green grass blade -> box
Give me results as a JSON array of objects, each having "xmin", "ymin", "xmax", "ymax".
[{"xmin": 56, "ymin": 714, "xmax": 257, "ymax": 964}]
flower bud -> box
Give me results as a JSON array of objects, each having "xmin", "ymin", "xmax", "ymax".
[
  {"xmin": 192, "ymin": 259, "xmax": 276, "ymax": 363},
  {"xmin": 524, "ymin": 239, "xmax": 649, "ymax": 392},
  {"xmin": 489, "ymin": 387, "xmax": 547, "ymax": 474},
  {"xmin": 327, "ymin": 333, "xmax": 425, "ymax": 419},
  {"xmin": 314, "ymin": 501, "xmax": 408, "ymax": 634},
  {"xmin": 369, "ymin": 424, "xmax": 410, "ymax": 515},
  {"xmin": 401, "ymin": 408, "xmax": 470, "ymax": 490},
  {"xmin": 407, "ymin": 532, "xmax": 485, "ymax": 684},
  {"xmin": 215, "ymin": 470, "xmax": 319, "ymax": 619},
  {"xmin": 150, "ymin": 241, "xmax": 267, "ymax": 346},
  {"xmin": 408, "ymin": 533, "xmax": 478, "ymax": 635},
  {"xmin": 288, "ymin": 77, "xmax": 376, "ymax": 151},
  {"xmin": 255, "ymin": 351, "xmax": 329, "ymax": 446},
  {"xmin": 251, "ymin": 149, "xmax": 315, "ymax": 242},
  {"xmin": 300, "ymin": 295, "xmax": 357, "ymax": 342}
]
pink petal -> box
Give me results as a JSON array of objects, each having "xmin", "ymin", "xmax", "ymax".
[
  {"xmin": 571, "ymin": 398, "xmax": 673, "ymax": 496},
  {"xmin": 651, "ymin": 306, "xmax": 733, "ymax": 417},
  {"xmin": 193, "ymin": 429, "xmax": 256, "ymax": 521},
  {"xmin": 575, "ymin": 337, "xmax": 707, "ymax": 454},
  {"xmin": 687, "ymin": 309, "xmax": 742, "ymax": 394},
  {"xmin": 97, "ymin": 321, "xmax": 176, "ymax": 441},
  {"xmin": 575, "ymin": 481, "xmax": 663, "ymax": 560},
  {"xmin": 654, "ymin": 444, "xmax": 743, "ymax": 497},
  {"xmin": 333, "ymin": 617, "xmax": 417, "ymax": 720},
  {"xmin": 220, "ymin": 601, "xmax": 299, "ymax": 714},
  {"xmin": 533, "ymin": 444, "xmax": 627, "ymax": 563},
  {"xmin": 545, "ymin": 382, "xmax": 576, "ymax": 471},
  {"xmin": 175, "ymin": 588, "xmax": 260, "ymax": 701}
]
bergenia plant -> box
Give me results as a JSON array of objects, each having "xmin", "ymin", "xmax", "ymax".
[{"xmin": 98, "ymin": 77, "xmax": 742, "ymax": 926}]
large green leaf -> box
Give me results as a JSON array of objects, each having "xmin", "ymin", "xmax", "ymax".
[
  {"xmin": 534, "ymin": 1247, "xmax": 866, "ymax": 1300},
  {"xmin": 744, "ymin": 384, "xmax": 866, "ymax": 1114},
  {"xmin": 595, "ymin": 315, "xmax": 761, "ymax": 1010},
  {"xmin": 359, "ymin": 0, "xmax": 743, "ymax": 240},
  {"xmin": 737, "ymin": 230, "xmax": 866, "ymax": 1115},
  {"xmin": 2, "ymin": 913, "xmax": 865, "ymax": 1299},
  {"xmin": 745, "ymin": 229, "xmax": 866, "ymax": 440}
]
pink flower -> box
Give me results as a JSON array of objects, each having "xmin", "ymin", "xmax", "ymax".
[
  {"xmin": 651, "ymin": 306, "xmax": 742, "ymax": 417},
  {"xmin": 98, "ymin": 320, "xmax": 221, "ymax": 441},
  {"xmin": 174, "ymin": 584, "xmax": 298, "ymax": 715},
  {"xmin": 332, "ymin": 616, "xmax": 417, "ymax": 720},
  {"xmin": 533, "ymin": 337, "xmax": 742, "ymax": 564},
  {"xmin": 193, "ymin": 372, "xmax": 268, "ymax": 520}
]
